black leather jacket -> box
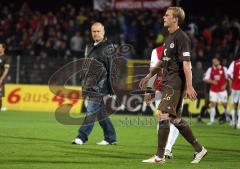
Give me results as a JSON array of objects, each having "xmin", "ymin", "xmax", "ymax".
[{"xmin": 80, "ymin": 38, "xmax": 117, "ymax": 97}]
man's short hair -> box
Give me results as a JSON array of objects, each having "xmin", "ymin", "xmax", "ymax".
[
  {"xmin": 91, "ymin": 22, "xmax": 105, "ymax": 29},
  {"xmin": 213, "ymin": 55, "xmax": 221, "ymax": 61},
  {"xmin": 168, "ymin": 7, "xmax": 185, "ymax": 25}
]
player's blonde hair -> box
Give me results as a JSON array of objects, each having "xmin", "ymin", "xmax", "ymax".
[{"xmin": 168, "ymin": 7, "xmax": 185, "ymax": 25}]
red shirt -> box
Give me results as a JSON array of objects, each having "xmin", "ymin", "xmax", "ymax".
[
  {"xmin": 154, "ymin": 46, "xmax": 163, "ymax": 90},
  {"xmin": 228, "ymin": 59, "xmax": 240, "ymax": 90},
  {"xmin": 204, "ymin": 66, "xmax": 227, "ymax": 92}
]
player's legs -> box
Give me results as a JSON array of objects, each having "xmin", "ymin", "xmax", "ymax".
[
  {"xmin": 234, "ymin": 90, "xmax": 240, "ymax": 128},
  {"xmin": 144, "ymin": 86, "xmax": 206, "ymax": 163},
  {"xmin": 160, "ymin": 88, "xmax": 204, "ymax": 160},
  {"xmin": 154, "ymin": 87, "xmax": 176, "ymax": 159},
  {"xmin": 219, "ymin": 90, "xmax": 229, "ymax": 124},
  {"xmin": 230, "ymin": 90, "xmax": 237, "ymax": 125},
  {"xmin": 156, "ymin": 111, "xmax": 170, "ymax": 159},
  {"xmin": 97, "ymin": 105, "xmax": 117, "ymax": 144},
  {"xmin": 155, "ymin": 90, "xmax": 179, "ymax": 158},
  {"xmin": 171, "ymin": 117, "xmax": 203, "ymax": 153},
  {"xmin": 171, "ymin": 117, "xmax": 207, "ymax": 163},
  {"xmin": 165, "ymin": 123, "xmax": 179, "ymax": 154},
  {"xmin": 165, "ymin": 93, "xmax": 181, "ymax": 156},
  {"xmin": 155, "ymin": 87, "xmax": 182, "ymax": 158},
  {"xmin": 231, "ymin": 103, "xmax": 238, "ymax": 126},
  {"xmin": 237, "ymin": 107, "xmax": 240, "ymax": 129},
  {"xmin": 171, "ymin": 91, "xmax": 203, "ymax": 154},
  {"xmin": 209, "ymin": 91, "xmax": 218, "ymax": 124},
  {"xmin": 209, "ymin": 102, "xmax": 217, "ymax": 124},
  {"xmin": 231, "ymin": 90, "xmax": 240, "ymax": 127},
  {"xmin": 75, "ymin": 97, "xmax": 102, "ymax": 143}
]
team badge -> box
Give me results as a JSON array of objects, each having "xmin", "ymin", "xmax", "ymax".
[
  {"xmin": 170, "ymin": 43, "xmax": 174, "ymax": 48},
  {"xmin": 219, "ymin": 70, "xmax": 222, "ymax": 74}
]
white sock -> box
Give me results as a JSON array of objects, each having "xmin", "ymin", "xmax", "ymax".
[
  {"xmin": 237, "ymin": 111, "xmax": 240, "ymax": 128},
  {"xmin": 224, "ymin": 108, "xmax": 231, "ymax": 122},
  {"xmin": 231, "ymin": 109, "xmax": 236, "ymax": 125},
  {"xmin": 165, "ymin": 123, "xmax": 179, "ymax": 152},
  {"xmin": 210, "ymin": 107, "xmax": 216, "ymax": 123}
]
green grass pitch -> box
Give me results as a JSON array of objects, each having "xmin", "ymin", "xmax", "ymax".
[{"xmin": 0, "ymin": 111, "xmax": 240, "ymax": 169}]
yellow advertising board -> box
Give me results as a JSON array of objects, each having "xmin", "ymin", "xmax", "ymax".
[
  {"xmin": 3, "ymin": 84, "xmax": 83, "ymax": 113},
  {"xmin": 2, "ymin": 84, "xmax": 233, "ymax": 115}
]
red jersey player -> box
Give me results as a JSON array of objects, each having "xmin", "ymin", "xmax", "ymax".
[
  {"xmin": 227, "ymin": 56, "xmax": 240, "ymax": 129},
  {"xmin": 203, "ymin": 56, "xmax": 228, "ymax": 125}
]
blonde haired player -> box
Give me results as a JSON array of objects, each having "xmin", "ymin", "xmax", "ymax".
[
  {"xmin": 140, "ymin": 7, "xmax": 207, "ymax": 164},
  {"xmin": 144, "ymin": 45, "xmax": 179, "ymax": 159}
]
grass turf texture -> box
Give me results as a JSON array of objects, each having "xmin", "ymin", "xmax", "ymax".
[{"xmin": 0, "ymin": 111, "xmax": 240, "ymax": 169}]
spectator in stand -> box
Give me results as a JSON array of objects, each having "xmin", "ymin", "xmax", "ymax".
[
  {"xmin": 1, "ymin": 2, "xmax": 240, "ymax": 86},
  {"xmin": 70, "ymin": 31, "xmax": 84, "ymax": 58}
]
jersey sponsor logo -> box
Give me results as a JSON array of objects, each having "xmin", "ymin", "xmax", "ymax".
[
  {"xmin": 162, "ymin": 56, "xmax": 171, "ymax": 61},
  {"xmin": 183, "ymin": 52, "xmax": 190, "ymax": 57},
  {"xmin": 170, "ymin": 42, "xmax": 174, "ymax": 48}
]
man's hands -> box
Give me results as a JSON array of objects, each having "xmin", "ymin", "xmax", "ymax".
[
  {"xmin": 185, "ymin": 86, "xmax": 197, "ymax": 101},
  {"xmin": 144, "ymin": 93, "xmax": 152, "ymax": 104},
  {"xmin": 156, "ymin": 110, "xmax": 169, "ymax": 120}
]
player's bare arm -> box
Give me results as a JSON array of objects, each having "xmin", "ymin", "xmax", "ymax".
[{"xmin": 183, "ymin": 61, "xmax": 197, "ymax": 100}]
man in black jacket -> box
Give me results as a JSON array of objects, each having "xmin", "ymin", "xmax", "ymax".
[{"xmin": 72, "ymin": 22, "xmax": 117, "ymax": 145}]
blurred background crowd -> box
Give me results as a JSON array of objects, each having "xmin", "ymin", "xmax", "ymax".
[{"xmin": 0, "ymin": 0, "xmax": 239, "ymax": 94}]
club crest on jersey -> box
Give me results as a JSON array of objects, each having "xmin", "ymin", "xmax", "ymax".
[
  {"xmin": 170, "ymin": 43, "xmax": 174, "ymax": 48},
  {"xmin": 219, "ymin": 70, "xmax": 223, "ymax": 74}
]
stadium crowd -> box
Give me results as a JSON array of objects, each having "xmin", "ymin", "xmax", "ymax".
[{"xmin": 0, "ymin": 2, "xmax": 240, "ymax": 86}]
